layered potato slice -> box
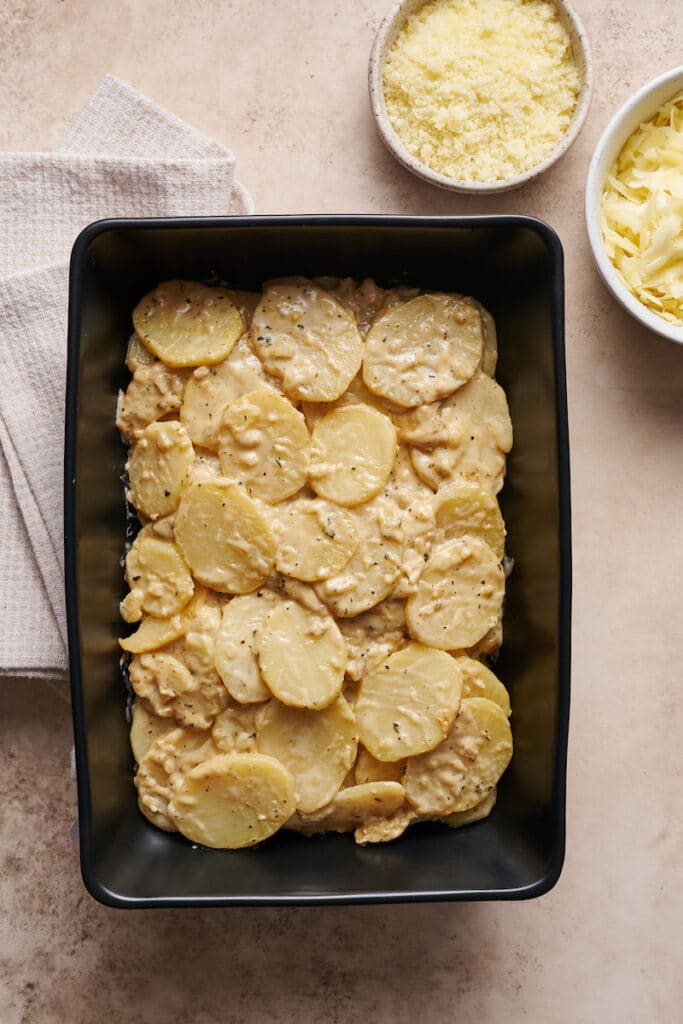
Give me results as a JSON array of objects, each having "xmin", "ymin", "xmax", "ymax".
[
  {"xmin": 251, "ymin": 278, "xmax": 363, "ymax": 402},
  {"xmin": 363, "ymin": 293, "xmax": 483, "ymax": 407},
  {"xmin": 126, "ymin": 420, "xmax": 195, "ymax": 520},
  {"xmin": 444, "ymin": 787, "xmax": 497, "ymax": 829},
  {"xmin": 129, "ymin": 699, "xmax": 175, "ymax": 764},
  {"xmin": 432, "ymin": 480, "xmax": 506, "ymax": 559},
  {"xmin": 133, "ymin": 280, "xmax": 243, "ymax": 367},
  {"xmin": 135, "ymin": 726, "xmax": 217, "ymax": 832},
  {"xmin": 120, "ymin": 534, "xmax": 194, "ymax": 623},
  {"xmin": 180, "ymin": 335, "xmax": 282, "ymax": 451},
  {"xmin": 217, "ymin": 388, "xmax": 310, "ymax": 502},
  {"xmin": 116, "ymin": 360, "xmax": 189, "ymax": 442},
  {"xmin": 309, "ymin": 404, "xmax": 397, "ymax": 506},
  {"xmin": 404, "ymin": 697, "xmax": 513, "ymax": 816},
  {"xmin": 174, "ymin": 479, "xmax": 276, "ymax": 593},
  {"xmin": 314, "ymin": 495, "xmax": 403, "ymax": 617},
  {"xmin": 406, "ymin": 537, "xmax": 504, "ymax": 650},
  {"xmin": 257, "ymin": 697, "xmax": 358, "ymax": 813},
  {"xmin": 257, "ymin": 600, "xmax": 347, "ymax": 710},
  {"xmin": 410, "ymin": 372, "xmax": 512, "ymax": 493},
  {"xmin": 213, "ymin": 591, "xmax": 280, "ymax": 703},
  {"xmin": 268, "ymin": 496, "xmax": 359, "ymax": 582},
  {"xmin": 355, "ymin": 644, "xmax": 463, "ymax": 761},
  {"xmin": 168, "ymin": 753, "xmax": 295, "ymax": 849},
  {"xmin": 452, "ymin": 655, "xmax": 511, "ymax": 717},
  {"xmin": 288, "ymin": 781, "xmax": 406, "ymax": 835}
]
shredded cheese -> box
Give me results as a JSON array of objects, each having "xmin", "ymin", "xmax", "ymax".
[
  {"xmin": 382, "ymin": 0, "xmax": 580, "ymax": 183},
  {"xmin": 601, "ymin": 91, "xmax": 683, "ymax": 325}
]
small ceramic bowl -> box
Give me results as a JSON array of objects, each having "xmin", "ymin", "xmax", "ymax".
[
  {"xmin": 585, "ymin": 66, "xmax": 683, "ymax": 345},
  {"xmin": 369, "ymin": 0, "xmax": 593, "ymax": 195}
]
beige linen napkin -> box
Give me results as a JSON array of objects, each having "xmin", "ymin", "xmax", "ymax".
[{"xmin": 0, "ymin": 74, "xmax": 253, "ymax": 679}]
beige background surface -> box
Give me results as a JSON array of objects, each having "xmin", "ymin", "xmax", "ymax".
[{"xmin": 1, "ymin": 1, "xmax": 681, "ymax": 1021}]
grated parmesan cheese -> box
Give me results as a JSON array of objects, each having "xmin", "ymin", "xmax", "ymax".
[
  {"xmin": 382, "ymin": 0, "xmax": 580, "ymax": 183},
  {"xmin": 601, "ymin": 91, "xmax": 683, "ymax": 325}
]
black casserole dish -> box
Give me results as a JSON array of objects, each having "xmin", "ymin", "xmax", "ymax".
[{"xmin": 65, "ymin": 215, "xmax": 571, "ymax": 907}]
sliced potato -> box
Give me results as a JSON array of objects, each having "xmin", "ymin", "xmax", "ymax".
[
  {"xmin": 116, "ymin": 361, "xmax": 188, "ymax": 442},
  {"xmin": 213, "ymin": 591, "xmax": 280, "ymax": 703},
  {"xmin": 118, "ymin": 587, "xmax": 205, "ymax": 654},
  {"xmin": 452, "ymin": 656, "xmax": 511, "ymax": 717},
  {"xmin": 301, "ymin": 371, "xmax": 399, "ymax": 430},
  {"xmin": 467, "ymin": 618, "xmax": 503, "ymax": 658},
  {"xmin": 410, "ymin": 372, "xmax": 512, "ymax": 494},
  {"xmin": 404, "ymin": 697, "xmax": 512, "ymax": 815},
  {"xmin": 355, "ymin": 806, "xmax": 415, "ymax": 845},
  {"xmin": 355, "ymin": 644, "xmax": 463, "ymax": 761},
  {"xmin": 268, "ymin": 497, "xmax": 359, "ymax": 581},
  {"xmin": 126, "ymin": 420, "xmax": 195, "ymax": 520},
  {"xmin": 309, "ymin": 404, "xmax": 397, "ymax": 507},
  {"xmin": 129, "ymin": 699, "xmax": 175, "ymax": 764},
  {"xmin": 212, "ymin": 703, "xmax": 262, "ymax": 754},
  {"xmin": 218, "ymin": 388, "xmax": 310, "ymax": 502},
  {"xmin": 472, "ymin": 300, "xmax": 498, "ymax": 378},
  {"xmin": 363, "ymin": 293, "xmax": 483, "ymax": 407},
  {"xmin": 257, "ymin": 600, "xmax": 346, "ymax": 710},
  {"xmin": 289, "ymin": 781, "xmax": 406, "ymax": 835},
  {"xmin": 443, "ymin": 787, "xmax": 497, "ymax": 828},
  {"xmin": 174, "ymin": 479, "xmax": 276, "ymax": 593},
  {"xmin": 121, "ymin": 535, "xmax": 194, "ymax": 622},
  {"xmin": 354, "ymin": 746, "xmax": 405, "ymax": 785},
  {"xmin": 432, "ymin": 480, "xmax": 506, "ymax": 559},
  {"xmin": 135, "ymin": 726, "xmax": 216, "ymax": 831},
  {"xmin": 314, "ymin": 496, "xmax": 403, "ymax": 617},
  {"xmin": 250, "ymin": 277, "xmax": 363, "ymax": 402},
  {"xmin": 257, "ymin": 697, "xmax": 358, "ymax": 813},
  {"xmin": 339, "ymin": 600, "xmax": 408, "ymax": 682},
  {"xmin": 133, "ymin": 280, "xmax": 243, "ymax": 367},
  {"xmin": 180, "ymin": 336, "xmax": 282, "ymax": 451},
  {"xmin": 406, "ymin": 537, "xmax": 504, "ymax": 650},
  {"xmin": 126, "ymin": 332, "xmax": 155, "ymax": 372},
  {"xmin": 168, "ymin": 753, "xmax": 295, "ymax": 849}
]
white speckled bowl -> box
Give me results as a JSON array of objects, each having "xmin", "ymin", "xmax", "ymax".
[
  {"xmin": 369, "ymin": 0, "xmax": 593, "ymax": 195},
  {"xmin": 585, "ymin": 66, "xmax": 683, "ymax": 346}
]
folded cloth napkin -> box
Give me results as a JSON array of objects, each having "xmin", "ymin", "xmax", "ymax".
[{"xmin": 0, "ymin": 74, "xmax": 253, "ymax": 679}]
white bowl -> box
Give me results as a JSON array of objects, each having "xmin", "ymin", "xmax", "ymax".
[
  {"xmin": 369, "ymin": 0, "xmax": 593, "ymax": 195},
  {"xmin": 585, "ymin": 66, "xmax": 683, "ymax": 345}
]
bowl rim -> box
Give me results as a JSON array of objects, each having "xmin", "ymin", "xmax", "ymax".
[
  {"xmin": 368, "ymin": 0, "xmax": 594, "ymax": 195},
  {"xmin": 584, "ymin": 65, "xmax": 683, "ymax": 345}
]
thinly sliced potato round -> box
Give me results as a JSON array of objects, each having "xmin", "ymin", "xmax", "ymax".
[
  {"xmin": 174, "ymin": 479, "xmax": 276, "ymax": 593},
  {"xmin": 268, "ymin": 497, "xmax": 359, "ymax": 581},
  {"xmin": 117, "ymin": 361, "xmax": 188, "ymax": 442},
  {"xmin": 354, "ymin": 746, "xmax": 405, "ymax": 785},
  {"xmin": 121, "ymin": 535, "xmax": 194, "ymax": 622},
  {"xmin": 118, "ymin": 587, "xmax": 206, "ymax": 654},
  {"xmin": 432, "ymin": 480, "xmax": 506, "ymax": 559},
  {"xmin": 218, "ymin": 388, "xmax": 310, "ymax": 502},
  {"xmin": 180, "ymin": 336, "xmax": 282, "ymax": 451},
  {"xmin": 257, "ymin": 600, "xmax": 347, "ymax": 710},
  {"xmin": 314, "ymin": 496, "xmax": 403, "ymax": 617},
  {"xmin": 250, "ymin": 277, "xmax": 363, "ymax": 402},
  {"xmin": 309, "ymin": 404, "xmax": 397, "ymax": 507},
  {"xmin": 472, "ymin": 299, "xmax": 498, "ymax": 378},
  {"xmin": 289, "ymin": 781, "xmax": 406, "ymax": 835},
  {"xmin": 404, "ymin": 697, "xmax": 512, "ymax": 815},
  {"xmin": 213, "ymin": 591, "xmax": 280, "ymax": 703},
  {"xmin": 168, "ymin": 753, "xmax": 295, "ymax": 849},
  {"xmin": 257, "ymin": 697, "xmax": 358, "ymax": 813},
  {"xmin": 355, "ymin": 644, "xmax": 463, "ymax": 761},
  {"xmin": 443, "ymin": 787, "xmax": 497, "ymax": 828},
  {"xmin": 406, "ymin": 537, "xmax": 504, "ymax": 650},
  {"xmin": 301, "ymin": 371, "xmax": 399, "ymax": 430},
  {"xmin": 129, "ymin": 700, "xmax": 175, "ymax": 764},
  {"xmin": 211, "ymin": 703, "xmax": 262, "ymax": 754},
  {"xmin": 126, "ymin": 420, "xmax": 195, "ymax": 520},
  {"xmin": 452, "ymin": 656, "xmax": 511, "ymax": 716},
  {"xmin": 126, "ymin": 332, "xmax": 155, "ymax": 372},
  {"xmin": 133, "ymin": 280, "xmax": 243, "ymax": 367},
  {"xmin": 363, "ymin": 293, "xmax": 483, "ymax": 407},
  {"xmin": 355, "ymin": 806, "xmax": 415, "ymax": 845},
  {"xmin": 135, "ymin": 726, "xmax": 216, "ymax": 831},
  {"xmin": 410, "ymin": 372, "xmax": 512, "ymax": 493}
]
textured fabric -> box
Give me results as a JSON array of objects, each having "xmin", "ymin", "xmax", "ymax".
[{"xmin": 0, "ymin": 74, "xmax": 252, "ymax": 679}]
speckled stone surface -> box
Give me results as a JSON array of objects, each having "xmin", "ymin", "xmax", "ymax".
[{"xmin": 1, "ymin": 2, "xmax": 681, "ymax": 1021}]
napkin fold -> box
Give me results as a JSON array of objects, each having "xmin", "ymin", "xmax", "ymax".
[{"xmin": 0, "ymin": 74, "xmax": 253, "ymax": 679}]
